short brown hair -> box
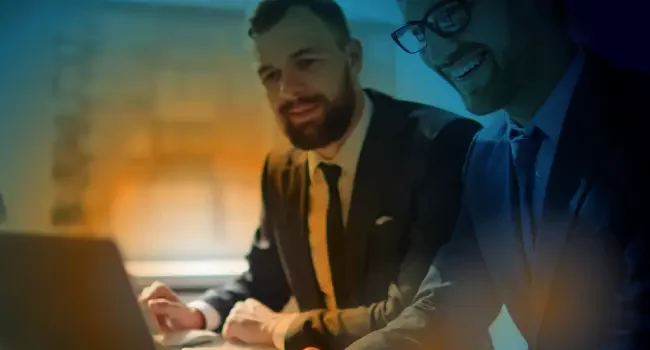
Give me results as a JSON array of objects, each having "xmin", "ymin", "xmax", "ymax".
[{"xmin": 247, "ymin": 0, "xmax": 352, "ymax": 48}]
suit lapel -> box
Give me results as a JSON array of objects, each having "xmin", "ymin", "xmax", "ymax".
[
  {"xmin": 530, "ymin": 53, "xmax": 614, "ymax": 318},
  {"xmin": 276, "ymin": 151, "xmax": 326, "ymax": 310},
  {"xmin": 344, "ymin": 91, "xmax": 414, "ymax": 306},
  {"xmin": 470, "ymin": 132, "xmax": 532, "ymax": 307}
]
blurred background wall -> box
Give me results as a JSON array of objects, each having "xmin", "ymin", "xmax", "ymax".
[{"xmin": 2, "ymin": 0, "xmax": 647, "ymax": 258}]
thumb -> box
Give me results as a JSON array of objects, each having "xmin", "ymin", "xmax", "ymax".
[{"xmin": 148, "ymin": 299, "xmax": 190, "ymax": 320}]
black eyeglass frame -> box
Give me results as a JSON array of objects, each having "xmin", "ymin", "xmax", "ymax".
[{"xmin": 391, "ymin": 0, "xmax": 472, "ymax": 54}]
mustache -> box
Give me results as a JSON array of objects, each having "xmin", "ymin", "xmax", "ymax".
[
  {"xmin": 279, "ymin": 95, "xmax": 327, "ymax": 115},
  {"xmin": 437, "ymin": 43, "xmax": 485, "ymax": 70}
]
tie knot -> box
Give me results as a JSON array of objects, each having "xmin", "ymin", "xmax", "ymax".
[
  {"xmin": 509, "ymin": 124, "xmax": 541, "ymax": 144},
  {"xmin": 318, "ymin": 163, "xmax": 342, "ymax": 190},
  {"xmin": 510, "ymin": 126, "xmax": 543, "ymax": 167}
]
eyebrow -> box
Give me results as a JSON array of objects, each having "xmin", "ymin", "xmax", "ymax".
[
  {"xmin": 290, "ymin": 47, "xmax": 321, "ymax": 58},
  {"xmin": 256, "ymin": 47, "xmax": 323, "ymax": 76}
]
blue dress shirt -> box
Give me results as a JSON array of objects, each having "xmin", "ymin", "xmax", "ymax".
[{"xmin": 506, "ymin": 50, "xmax": 586, "ymax": 247}]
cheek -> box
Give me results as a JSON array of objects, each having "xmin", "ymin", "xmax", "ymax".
[
  {"xmin": 460, "ymin": 0, "xmax": 512, "ymax": 67},
  {"xmin": 420, "ymin": 48, "xmax": 438, "ymax": 70},
  {"xmin": 308, "ymin": 68, "xmax": 345, "ymax": 101},
  {"xmin": 309, "ymin": 59, "xmax": 352, "ymax": 95},
  {"xmin": 265, "ymin": 91, "xmax": 282, "ymax": 112}
]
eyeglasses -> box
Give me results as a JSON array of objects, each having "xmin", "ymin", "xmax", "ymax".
[{"xmin": 391, "ymin": 0, "xmax": 472, "ymax": 54}]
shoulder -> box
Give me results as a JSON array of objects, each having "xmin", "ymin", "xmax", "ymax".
[
  {"xmin": 412, "ymin": 107, "xmax": 482, "ymax": 141},
  {"xmin": 365, "ymin": 88, "xmax": 482, "ymax": 140},
  {"xmin": 364, "ymin": 88, "xmax": 428, "ymax": 121},
  {"xmin": 264, "ymin": 145, "xmax": 304, "ymax": 172},
  {"xmin": 262, "ymin": 146, "xmax": 306, "ymax": 190},
  {"xmin": 472, "ymin": 114, "xmax": 508, "ymax": 142},
  {"xmin": 461, "ymin": 117, "xmax": 509, "ymax": 175}
]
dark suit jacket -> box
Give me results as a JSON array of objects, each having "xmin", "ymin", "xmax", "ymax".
[
  {"xmin": 347, "ymin": 54, "xmax": 650, "ymax": 350},
  {"xmin": 199, "ymin": 89, "xmax": 481, "ymax": 349}
]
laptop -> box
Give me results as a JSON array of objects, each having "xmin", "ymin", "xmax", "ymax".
[{"xmin": 0, "ymin": 231, "xmax": 166, "ymax": 350}]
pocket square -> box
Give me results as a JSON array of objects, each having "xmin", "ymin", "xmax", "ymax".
[
  {"xmin": 375, "ymin": 216, "xmax": 394, "ymax": 226},
  {"xmin": 255, "ymin": 237, "xmax": 271, "ymax": 250}
]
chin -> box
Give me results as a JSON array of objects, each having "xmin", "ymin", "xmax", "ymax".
[
  {"xmin": 464, "ymin": 102, "xmax": 500, "ymax": 116},
  {"xmin": 462, "ymin": 89, "xmax": 510, "ymax": 116}
]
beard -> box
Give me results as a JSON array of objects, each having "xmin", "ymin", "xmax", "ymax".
[
  {"xmin": 432, "ymin": 1, "xmax": 533, "ymax": 116},
  {"xmin": 278, "ymin": 69, "xmax": 356, "ymax": 150}
]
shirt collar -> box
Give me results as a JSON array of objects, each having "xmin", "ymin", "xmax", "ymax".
[
  {"xmin": 307, "ymin": 91, "xmax": 373, "ymax": 179},
  {"xmin": 507, "ymin": 49, "xmax": 585, "ymax": 142}
]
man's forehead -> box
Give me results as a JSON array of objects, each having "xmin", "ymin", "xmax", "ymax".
[
  {"xmin": 251, "ymin": 31, "xmax": 332, "ymax": 66},
  {"xmin": 250, "ymin": 8, "xmax": 338, "ymax": 66}
]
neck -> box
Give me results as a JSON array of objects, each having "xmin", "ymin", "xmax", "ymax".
[
  {"xmin": 505, "ymin": 35, "xmax": 578, "ymax": 126},
  {"xmin": 315, "ymin": 88, "xmax": 365, "ymax": 160}
]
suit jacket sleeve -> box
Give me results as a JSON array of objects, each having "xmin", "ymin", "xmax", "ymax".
[
  {"xmin": 198, "ymin": 155, "xmax": 292, "ymax": 330},
  {"xmin": 601, "ymin": 190, "xmax": 650, "ymax": 349},
  {"xmin": 283, "ymin": 118, "xmax": 482, "ymax": 349},
  {"xmin": 346, "ymin": 135, "xmax": 501, "ymax": 350}
]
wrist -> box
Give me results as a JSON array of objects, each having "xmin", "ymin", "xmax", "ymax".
[{"xmin": 189, "ymin": 307, "xmax": 207, "ymax": 329}]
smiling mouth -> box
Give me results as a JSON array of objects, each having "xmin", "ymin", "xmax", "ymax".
[
  {"xmin": 286, "ymin": 103, "xmax": 320, "ymax": 123},
  {"xmin": 445, "ymin": 51, "xmax": 488, "ymax": 81}
]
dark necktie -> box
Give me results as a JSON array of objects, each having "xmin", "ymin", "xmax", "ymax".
[
  {"xmin": 318, "ymin": 163, "xmax": 348, "ymax": 306},
  {"xmin": 510, "ymin": 126, "xmax": 543, "ymax": 256}
]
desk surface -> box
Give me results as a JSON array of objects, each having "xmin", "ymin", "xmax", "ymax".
[
  {"xmin": 153, "ymin": 333, "xmax": 274, "ymax": 350},
  {"xmin": 182, "ymin": 339, "xmax": 275, "ymax": 350},
  {"xmin": 153, "ymin": 329, "xmax": 276, "ymax": 350}
]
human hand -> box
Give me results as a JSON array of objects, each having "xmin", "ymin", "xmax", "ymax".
[
  {"xmin": 138, "ymin": 281, "xmax": 205, "ymax": 333},
  {"xmin": 222, "ymin": 298, "xmax": 277, "ymax": 346}
]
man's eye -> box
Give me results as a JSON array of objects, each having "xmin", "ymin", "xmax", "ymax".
[
  {"xmin": 411, "ymin": 26, "xmax": 425, "ymax": 39},
  {"xmin": 296, "ymin": 58, "xmax": 317, "ymax": 70},
  {"xmin": 262, "ymin": 71, "xmax": 280, "ymax": 83},
  {"xmin": 433, "ymin": 2, "xmax": 466, "ymax": 31}
]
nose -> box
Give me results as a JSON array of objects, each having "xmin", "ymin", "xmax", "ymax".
[
  {"xmin": 420, "ymin": 33, "xmax": 459, "ymax": 69},
  {"xmin": 278, "ymin": 69, "xmax": 307, "ymax": 99}
]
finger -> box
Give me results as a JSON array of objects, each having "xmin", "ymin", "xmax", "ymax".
[
  {"xmin": 227, "ymin": 303, "xmax": 255, "ymax": 321},
  {"xmin": 139, "ymin": 302, "xmax": 163, "ymax": 332},
  {"xmin": 234, "ymin": 300, "xmax": 261, "ymax": 316},
  {"xmin": 156, "ymin": 315, "xmax": 173, "ymax": 333},
  {"xmin": 244, "ymin": 298, "xmax": 273, "ymax": 316},
  {"xmin": 244, "ymin": 298, "xmax": 258, "ymax": 306},
  {"xmin": 244, "ymin": 298, "xmax": 261, "ymax": 312},
  {"xmin": 229, "ymin": 309, "xmax": 258, "ymax": 321},
  {"xmin": 223, "ymin": 315, "xmax": 262, "ymax": 345},
  {"xmin": 231, "ymin": 306, "xmax": 266, "ymax": 323},
  {"xmin": 227, "ymin": 337, "xmax": 246, "ymax": 346},
  {"xmin": 222, "ymin": 312, "xmax": 249, "ymax": 337},
  {"xmin": 229, "ymin": 314, "xmax": 261, "ymax": 331},
  {"xmin": 222, "ymin": 327, "xmax": 241, "ymax": 344},
  {"xmin": 139, "ymin": 282, "xmax": 162, "ymax": 300},
  {"xmin": 139, "ymin": 282, "xmax": 178, "ymax": 302},
  {"xmin": 223, "ymin": 311, "xmax": 239, "ymax": 329},
  {"xmin": 221, "ymin": 316, "xmax": 237, "ymax": 342},
  {"xmin": 148, "ymin": 299, "xmax": 190, "ymax": 321},
  {"xmin": 231, "ymin": 301, "xmax": 246, "ymax": 312}
]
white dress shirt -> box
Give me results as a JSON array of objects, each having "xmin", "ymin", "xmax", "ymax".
[{"xmin": 189, "ymin": 92, "xmax": 374, "ymax": 349}]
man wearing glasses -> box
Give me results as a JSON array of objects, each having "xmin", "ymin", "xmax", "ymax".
[{"xmin": 347, "ymin": 0, "xmax": 650, "ymax": 349}]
